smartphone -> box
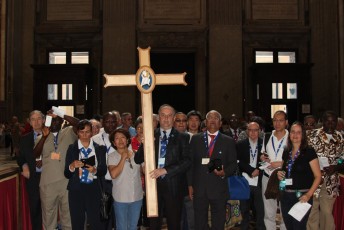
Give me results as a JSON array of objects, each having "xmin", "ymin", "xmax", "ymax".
[{"xmin": 45, "ymin": 115, "xmax": 52, "ymax": 127}]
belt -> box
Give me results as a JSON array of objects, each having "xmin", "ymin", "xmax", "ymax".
[
  {"xmin": 263, "ymin": 172, "xmax": 270, "ymax": 178},
  {"xmin": 285, "ymin": 189, "xmax": 309, "ymax": 193}
]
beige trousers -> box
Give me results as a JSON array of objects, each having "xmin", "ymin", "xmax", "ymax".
[
  {"xmin": 307, "ymin": 185, "xmax": 336, "ymax": 230},
  {"xmin": 40, "ymin": 179, "xmax": 72, "ymax": 230}
]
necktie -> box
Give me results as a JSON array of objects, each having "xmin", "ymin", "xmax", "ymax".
[
  {"xmin": 234, "ymin": 130, "xmax": 238, "ymax": 142},
  {"xmin": 34, "ymin": 132, "xmax": 41, "ymax": 141},
  {"xmin": 80, "ymin": 148, "xmax": 93, "ymax": 184},
  {"xmin": 159, "ymin": 131, "xmax": 168, "ymax": 168},
  {"xmin": 209, "ymin": 134, "xmax": 216, "ymax": 157},
  {"xmin": 81, "ymin": 147, "xmax": 92, "ymax": 157},
  {"xmin": 34, "ymin": 132, "xmax": 42, "ymax": 169}
]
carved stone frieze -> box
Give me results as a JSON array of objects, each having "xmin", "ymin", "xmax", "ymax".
[{"xmin": 35, "ymin": 33, "xmax": 102, "ymax": 49}]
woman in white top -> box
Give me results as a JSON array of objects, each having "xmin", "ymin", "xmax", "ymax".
[{"xmin": 108, "ymin": 128, "xmax": 143, "ymax": 230}]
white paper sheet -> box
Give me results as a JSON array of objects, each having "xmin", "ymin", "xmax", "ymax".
[
  {"xmin": 242, "ymin": 172, "xmax": 258, "ymax": 186},
  {"xmin": 259, "ymin": 162, "xmax": 271, "ymax": 170},
  {"xmin": 288, "ymin": 201, "xmax": 312, "ymax": 222},
  {"xmin": 318, "ymin": 156, "xmax": 329, "ymax": 170}
]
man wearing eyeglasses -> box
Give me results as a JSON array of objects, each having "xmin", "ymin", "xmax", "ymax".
[
  {"xmin": 174, "ymin": 112, "xmax": 188, "ymax": 133},
  {"xmin": 237, "ymin": 122, "xmax": 265, "ymax": 230},
  {"xmin": 260, "ymin": 110, "xmax": 288, "ymax": 230}
]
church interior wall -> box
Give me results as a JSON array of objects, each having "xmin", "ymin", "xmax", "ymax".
[{"xmin": 1, "ymin": 0, "xmax": 344, "ymax": 123}]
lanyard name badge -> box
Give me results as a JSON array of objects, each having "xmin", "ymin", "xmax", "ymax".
[
  {"xmin": 271, "ymin": 136, "xmax": 285, "ymax": 160},
  {"xmin": 51, "ymin": 132, "xmax": 61, "ymax": 160},
  {"xmin": 286, "ymin": 149, "xmax": 300, "ymax": 194},
  {"xmin": 249, "ymin": 144, "xmax": 258, "ymax": 164}
]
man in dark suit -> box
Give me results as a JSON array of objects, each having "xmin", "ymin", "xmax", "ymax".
[
  {"xmin": 17, "ymin": 110, "xmax": 45, "ymax": 230},
  {"xmin": 188, "ymin": 110, "xmax": 237, "ymax": 230},
  {"xmin": 237, "ymin": 122, "xmax": 265, "ymax": 230},
  {"xmin": 134, "ymin": 104, "xmax": 191, "ymax": 230},
  {"xmin": 224, "ymin": 113, "xmax": 242, "ymax": 142}
]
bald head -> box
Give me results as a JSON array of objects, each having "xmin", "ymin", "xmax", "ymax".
[{"xmin": 247, "ymin": 122, "xmax": 260, "ymax": 141}]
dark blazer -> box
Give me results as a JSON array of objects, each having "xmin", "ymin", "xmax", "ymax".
[
  {"xmin": 188, "ymin": 132, "xmax": 237, "ymax": 200},
  {"xmin": 134, "ymin": 127, "xmax": 191, "ymax": 197},
  {"xmin": 223, "ymin": 128, "xmax": 242, "ymax": 140},
  {"xmin": 17, "ymin": 131, "xmax": 39, "ymax": 184},
  {"xmin": 17, "ymin": 131, "xmax": 42, "ymax": 229},
  {"xmin": 236, "ymin": 137, "xmax": 264, "ymax": 187},
  {"xmin": 64, "ymin": 141, "xmax": 107, "ymax": 191}
]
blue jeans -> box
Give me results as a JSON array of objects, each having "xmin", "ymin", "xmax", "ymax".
[{"xmin": 113, "ymin": 199, "xmax": 143, "ymax": 230}]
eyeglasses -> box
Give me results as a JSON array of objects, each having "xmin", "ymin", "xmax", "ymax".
[
  {"xmin": 175, "ymin": 119, "xmax": 187, "ymax": 123},
  {"xmin": 247, "ymin": 129, "xmax": 259, "ymax": 132}
]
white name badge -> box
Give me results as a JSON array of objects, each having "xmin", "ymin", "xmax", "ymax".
[
  {"xmin": 285, "ymin": 178, "xmax": 293, "ymax": 186},
  {"xmin": 158, "ymin": 158, "xmax": 165, "ymax": 165},
  {"xmin": 202, "ymin": 158, "xmax": 210, "ymax": 165}
]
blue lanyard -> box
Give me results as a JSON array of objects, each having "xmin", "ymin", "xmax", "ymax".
[
  {"xmin": 53, "ymin": 132, "xmax": 59, "ymax": 152},
  {"xmin": 271, "ymin": 136, "xmax": 285, "ymax": 160},
  {"xmin": 287, "ymin": 149, "xmax": 300, "ymax": 178},
  {"xmin": 101, "ymin": 134, "xmax": 111, "ymax": 154},
  {"xmin": 203, "ymin": 132, "xmax": 219, "ymax": 156},
  {"xmin": 249, "ymin": 144, "xmax": 258, "ymax": 164}
]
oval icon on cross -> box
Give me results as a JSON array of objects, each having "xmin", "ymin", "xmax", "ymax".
[{"xmin": 136, "ymin": 66, "xmax": 156, "ymax": 94}]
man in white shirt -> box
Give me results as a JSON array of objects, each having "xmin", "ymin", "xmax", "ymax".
[
  {"xmin": 260, "ymin": 110, "xmax": 288, "ymax": 230},
  {"xmin": 92, "ymin": 111, "xmax": 118, "ymax": 229}
]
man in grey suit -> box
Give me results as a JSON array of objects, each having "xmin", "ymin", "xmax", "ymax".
[
  {"xmin": 34, "ymin": 107, "xmax": 79, "ymax": 230},
  {"xmin": 188, "ymin": 110, "xmax": 237, "ymax": 230}
]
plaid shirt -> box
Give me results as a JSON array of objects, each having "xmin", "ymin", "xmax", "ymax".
[{"xmin": 307, "ymin": 128, "xmax": 344, "ymax": 197}]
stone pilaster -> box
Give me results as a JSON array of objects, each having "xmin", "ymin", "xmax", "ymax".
[{"xmin": 102, "ymin": 0, "xmax": 137, "ymax": 115}]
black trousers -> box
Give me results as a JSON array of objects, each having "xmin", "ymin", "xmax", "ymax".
[
  {"xmin": 240, "ymin": 185, "xmax": 265, "ymax": 230},
  {"xmin": 150, "ymin": 180, "xmax": 183, "ymax": 230},
  {"xmin": 26, "ymin": 173, "xmax": 42, "ymax": 230},
  {"xmin": 103, "ymin": 179, "xmax": 115, "ymax": 230},
  {"xmin": 193, "ymin": 195, "xmax": 227, "ymax": 230},
  {"xmin": 68, "ymin": 179, "xmax": 106, "ymax": 230}
]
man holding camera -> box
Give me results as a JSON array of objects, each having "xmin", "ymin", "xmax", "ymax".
[{"xmin": 188, "ymin": 110, "xmax": 237, "ymax": 230}]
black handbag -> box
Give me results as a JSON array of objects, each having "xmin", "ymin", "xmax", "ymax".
[{"xmin": 98, "ymin": 178, "xmax": 113, "ymax": 221}]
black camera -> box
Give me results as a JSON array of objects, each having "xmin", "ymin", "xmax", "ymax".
[{"xmin": 208, "ymin": 158, "xmax": 222, "ymax": 172}]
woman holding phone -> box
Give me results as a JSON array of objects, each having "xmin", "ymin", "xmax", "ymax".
[{"xmin": 64, "ymin": 119, "xmax": 107, "ymax": 229}]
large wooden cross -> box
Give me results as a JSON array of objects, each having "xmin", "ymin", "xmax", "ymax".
[{"xmin": 104, "ymin": 47, "xmax": 187, "ymax": 217}]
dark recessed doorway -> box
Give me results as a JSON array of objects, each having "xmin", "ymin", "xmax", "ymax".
[{"xmin": 149, "ymin": 52, "xmax": 195, "ymax": 114}]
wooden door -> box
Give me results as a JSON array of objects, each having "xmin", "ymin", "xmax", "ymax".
[
  {"xmin": 31, "ymin": 64, "xmax": 94, "ymax": 119},
  {"xmin": 251, "ymin": 64, "xmax": 312, "ymax": 129}
]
